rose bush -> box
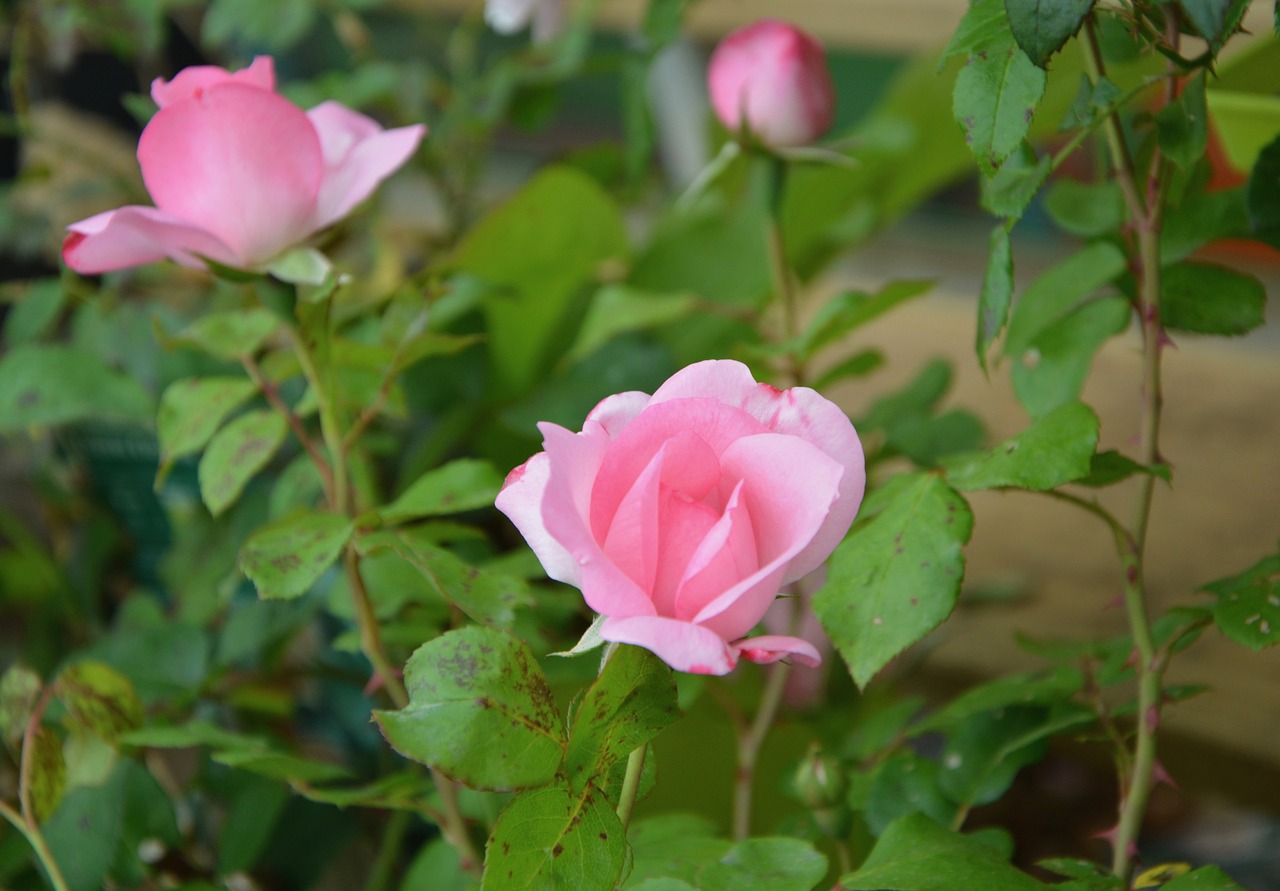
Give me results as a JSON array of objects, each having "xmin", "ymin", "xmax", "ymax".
[
  {"xmin": 707, "ymin": 18, "xmax": 835, "ymax": 149},
  {"xmin": 62, "ymin": 57, "xmax": 425, "ymax": 275},
  {"xmin": 497, "ymin": 360, "xmax": 864, "ymax": 674}
]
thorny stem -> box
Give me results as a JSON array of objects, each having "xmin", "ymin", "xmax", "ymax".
[
  {"xmin": 1083, "ymin": 11, "xmax": 1173, "ymax": 882},
  {"xmin": 241, "ymin": 352, "xmax": 336, "ymax": 505},
  {"xmin": 285, "ymin": 293, "xmax": 482, "ymax": 876}
]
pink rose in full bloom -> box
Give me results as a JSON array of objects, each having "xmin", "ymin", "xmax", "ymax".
[
  {"xmin": 62, "ymin": 57, "xmax": 426, "ymax": 275},
  {"xmin": 496, "ymin": 360, "xmax": 864, "ymax": 675},
  {"xmin": 707, "ymin": 19, "xmax": 835, "ymax": 149}
]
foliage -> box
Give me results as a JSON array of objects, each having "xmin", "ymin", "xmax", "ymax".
[{"xmin": 0, "ymin": 0, "xmax": 1274, "ymax": 889}]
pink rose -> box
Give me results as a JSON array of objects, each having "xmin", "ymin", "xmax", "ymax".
[
  {"xmin": 707, "ymin": 19, "xmax": 836, "ymax": 149},
  {"xmin": 62, "ymin": 57, "xmax": 426, "ymax": 274},
  {"xmin": 496, "ymin": 360, "xmax": 864, "ymax": 675}
]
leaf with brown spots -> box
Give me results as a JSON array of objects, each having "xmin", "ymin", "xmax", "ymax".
[
  {"xmin": 53, "ymin": 661, "xmax": 143, "ymax": 744},
  {"xmin": 376, "ymin": 627, "xmax": 565, "ymax": 791},
  {"xmin": 240, "ymin": 512, "xmax": 353, "ymax": 601},
  {"xmin": 198, "ymin": 409, "xmax": 288, "ymax": 516},
  {"xmin": 481, "ymin": 781, "xmax": 625, "ymax": 891}
]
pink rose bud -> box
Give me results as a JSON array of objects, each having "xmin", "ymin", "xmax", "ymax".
[
  {"xmin": 707, "ymin": 19, "xmax": 836, "ymax": 149},
  {"xmin": 497, "ymin": 360, "xmax": 865, "ymax": 675},
  {"xmin": 62, "ymin": 57, "xmax": 426, "ymax": 275}
]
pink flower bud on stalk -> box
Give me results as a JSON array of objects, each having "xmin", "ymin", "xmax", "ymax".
[
  {"xmin": 707, "ymin": 19, "xmax": 836, "ymax": 150},
  {"xmin": 62, "ymin": 57, "xmax": 426, "ymax": 275},
  {"xmin": 497, "ymin": 360, "xmax": 864, "ymax": 675}
]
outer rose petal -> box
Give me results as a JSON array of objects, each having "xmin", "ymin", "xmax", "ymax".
[
  {"xmin": 585, "ymin": 391, "xmax": 650, "ymax": 438},
  {"xmin": 306, "ymin": 102, "xmax": 426, "ymax": 230},
  {"xmin": 649, "ymin": 360, "xmax": 864, "ymax": 582},
  {"xmin": 733, "ymin": 634, "xmax": 821, "ymax": 668},
  {"xmin": 138, "ymin": 82, "xmax": 323, "ymax": 267},
  {"xmin": 62, "ymin": 206, "xmax": 240, "ymax": 274},
  {"xmin": 494, "ymin": 452, "xmax": 579, "ymax": 586},
  {"xmin": 600, "ymin": 616, "xmax": 736, "ymax": 675},
  {"xmin": 537, "ymin": 422, "xmax": 654, "ymax": 619},
  {"xmin": 151, "ymin": 56, "xmax": 275, "ymax": 108}
]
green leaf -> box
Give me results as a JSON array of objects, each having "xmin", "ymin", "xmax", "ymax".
[
  {"xmin": 28, "ymin": 725, "xmax": 67, "ymax": 823},
  {"xmin": 53, "ymin": 662, "xmax": 143, "ymax": 744},
  {"xmin": 0, "ymin": 664, "xmax": 41, "ymax": 750},
  {"xmin": 1062, "ymin": 74, "xmax": 1123, "ymax": 130},
  {"xmin": 564, "ymin": 646, "xmax": 679, "ymax": 794},
  {"xmin": 1076, "ymin": 450, "xmax": 1170, "ymax": 487},
  {"xmin": 700, "ymin": 838, "xmax": 827, "ymax": 891},
  {"xmin": 794, "ymin": 280, "xmax": 933, "ymax": 360},
  {"xmin": 0, "ymin": 344, "xmax": 152, "ymax": 432},
  {"xmin": 944, "ymin": 0, "xmax": 1017, "ymax": 59},
  {"xmin": 936, "ymin": 706, "xmax": 1076, "ymax": 808},
  {"xmin": 376, "ymin": 627, "xmax": 565, "ymax": 790},
  {"xmin": 1177, "ymin": 0, "xmax": 1249, "ymax": 46},
  {"xmin": 809, "ymin": 349, "xmax": 884, "ymax": 391},
  {"xmin": 357, "ymin": 529, "xmax": 532, "ymax": 627},
  {"xmin": 953, "ymin": 42, "xmax": 1047, "ymax": 173},
  {"xmin": 943, "ymin": 402, "xmax": 1098, "ymax": 491},
  {"xmin": 381, "ymin": 459, "xmax": 506, "ymax": 524},
  {"xmin": 120, "ymin": 720, "xmax": 267, "ymax": 751},
  {"xmin": 239, "ymin": 513, "xmax": 353, "ymax": 600},
  {"xmin": 571, "ymin": 285, "xmax": 697, "ymax": 361},
  {"xmin": 1163, "ymin": 183, "xmax": 1247, "ymax": 264},
  {"xmin": 629, "ymin": 204, "xmax": 771, "ymax": 309},
  {"xmin": 454, "ymin": 166, "xmax": 627, "ymax": 399},
  {"xmin": 4, "ymin": 279, "xmax": 65, "ymax": 346},
  {"xmin": 1005, "ymin": 0, "xmax": 1094, "ymax": 67},
  {"xmin": 863, "ymin": 751, "xmax": 956, "ymax": 834},
  {"xmin": 175, "ymin": 308, "xmax": 280, "ymax": 360},
  {"xmin": 626, "ymin": 814, "xmax": 730, "ymax": 886},
  {"xmin": 212, "ymin": 749, "xmax": 352, "ymax": 783},
  {"xmin": 1160, "ymin": 262, "xmax": 1266, "ymax": 335},
  {"xmin": 1155, "ymin": 73, "xmax": 1208, "ymax": 169},
  {"xmin": 913, "ymin": 666, "xmax": 1085, "ymax": 733},
  {"xmin": 977, "ymin": 225, "xmax": 1014, "ymax": 370},
  {"xmin": 841, "ymin": 813, "xmax": 1048, "ymax": 890},
  {"xmin": 1162, "ymin": 865, "xmax": 1249, "ymax": 890},
  {"xmin": 43, "ymin": 768, "xmax": 123, "ymax": 891},
  {"xmin": 156, "ymin": 376, "xmax": 258, "ymax": 473},
  {"xmin": 402, "ymin": 838, "xmax": 480, "ymax": 891},
  {"xmin": 814, "ymin": 474, "xmax": 973, "ymax": 688},
  {"xmin": 197, "ymin": 409, "xmax": 288, "ymax": 516},
  {"xmin": 481, "ymin": 782, "xmax": 626, "ymax": 891},
  {"xmin": 294, "ymin": 771, "xmax": 430, "ymax": 811},
  {"xmin": 1003, "ymin": 242, "xmax": 1126, "ymax": 359},
  {"xmin": 981, "ymin": 143, "xmax": 1051, "ymax": 219},
  {"xmin": 266, "ymin": 247, "xmax": 332, "ymax": 286},
  {"xmin": 1011, "ymin": 297, "xmax": 1130, "ymax": 419},
  {"xmin": 1202, "ymin": 547, "xmax": 1280, "ymax": 650},
  {"xmin": 1044, "ymin": 179, "xmax": 1126, "ymax": 237},
  {"xmin": 1248, "ymin": 133, "xmax": 1280, "ymax": 248}
]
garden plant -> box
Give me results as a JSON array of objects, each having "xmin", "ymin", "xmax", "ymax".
[{"xmin": 0, "ymin": 0, "xmax": 1277, "ymax": 889}]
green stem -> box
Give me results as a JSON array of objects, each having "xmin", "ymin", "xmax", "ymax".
[
  {"xmin": 241, "ymin": 352, "xmax": 335, "ymax": 505},
  {"xmin": 290, "ymin": 325, "xmax": 350, "ymax": 515},
  {"xmin": 763, "ymin": 158, "xmax": 805, "ymax": 386},
  {"xmin": 615, "ymin": 744, "xmax": 648, "ymax": 830},
  {"xmin": 0, "ymin": 800, "xmax": 70, "ymax": 891},
  {"xmin": 732, "ymin": 656, "xmax": 793, "ymax": 840},
  {"xmin": 1083, "ymin": 12, "xmax": 1172, "ymax": 882}
]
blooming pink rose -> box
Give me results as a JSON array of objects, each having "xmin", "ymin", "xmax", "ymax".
[
  {"xmin": 62, "ymin": 57, "xmax": 426, "ymax": 274},
  {"xmin": 707, "ymin": 19, "xmax": 835, "ymax": 149},
  {"xmin": 496, "ymin": 360, "xmax": 864, "ymax": 675}
]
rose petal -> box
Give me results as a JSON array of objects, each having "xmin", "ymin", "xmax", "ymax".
[
  {"xmin": 691, "ymin": 432, "xmax": 843, "ymax": 640},
  {"xmin": 649, "ymin": 360, "xmax": 864, "ymax": 582},
  {"xmin": 585, "ymin": 391, "xmax": 650, "ymax": 438},
  {"xmin": 600, "ymin": 615, "xmax": 736, "ymax": 675},
  {"xmin": 538, "ymin": 422, "xmax": 654, "ymax": 618},
  {"xmin": 733, "ymin": 634, "xmax": 822, "ymax": 668},
  {"xmin": 495, "ymin": 451, "xmax": 579, "ymax": 586},
  {"xmin": 151, "ymin": 56, "xmax": 275, "ymax": 108},
  {"xmin": 589, "ymin": 397, "xmax": 768, "ymax": 544},
  {"xmin": 673, "ymin": 479, "xmax": 759, "ymax": 621},
  {"xmin": 306, "ymin": 102, "xmax": 426, "ymax": 230},
  {"xmin": 62, "ymin": 206, "xmax": 240, "ymax": 274},
  {"xmin": 650, "ymin": 487, "xmax": 720, "ymax": 617},
  {"xmin": 601, "ymin": 443, "xmax": 665, "ymax": 592},
  {"xmin": 138, "ymin": 82, "xmax": 324, "ymax": 267}
]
